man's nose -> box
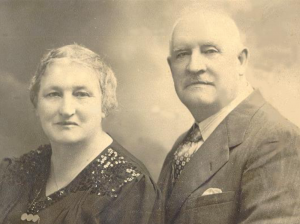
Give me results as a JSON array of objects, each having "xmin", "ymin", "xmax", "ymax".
[
  {"xmin": 59, "ymin": 96, "xmax": 76, "ymax": 117},
  {"xmin": 187, "ymin": 51, "xmax": 206, "ymax": 74}
]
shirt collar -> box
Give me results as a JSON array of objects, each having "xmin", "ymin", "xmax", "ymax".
[{"xmin": 197, "ymin": 85, "xmax": 253, "ymax": 141}]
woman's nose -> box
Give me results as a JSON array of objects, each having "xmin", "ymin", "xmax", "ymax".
[
  {"xmin": 59, "ymin": 96, "xmax": 75, "ymax": 117},
  {"xmin": 187, "ymin": 51, "xmax": 207, "ymax": 74}
]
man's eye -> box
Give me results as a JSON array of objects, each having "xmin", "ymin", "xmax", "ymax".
[
  {"xmin": 176, "ymin": 52, "xmax": 190, "ymax": 59},
  {"xmin": 203, "ymin": 48, "xmax": 218, "ymax": 54},
  {"xmin": 46, "ymin": 92, "xmax": 61, "ymax": 98},
  {"xmin": 74, "ymin": 91, "xmax": 90, "ymax": 98}
]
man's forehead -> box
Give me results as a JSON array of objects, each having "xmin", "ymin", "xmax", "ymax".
[{"xmin": 171, "ymin": 11, "xmax": 241, "ymax": 50}]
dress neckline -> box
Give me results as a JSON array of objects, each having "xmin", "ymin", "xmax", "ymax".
[
  {"xmin": 27, "ymin": 144, "xmax": 112, "ymax": 215},
  {"xmin": 25, "ymin": 142, "xmax": 141, "ymax": 216}
]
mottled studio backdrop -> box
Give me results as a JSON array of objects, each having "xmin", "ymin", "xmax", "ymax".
[{"xmin": 0, "ymin": 0, "xmax": 300, "ymax": 180}]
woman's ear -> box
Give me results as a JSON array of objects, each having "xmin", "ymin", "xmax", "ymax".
[{"xmin": 101, "ymin": 112, "xmax": 106, "ymax": 119}]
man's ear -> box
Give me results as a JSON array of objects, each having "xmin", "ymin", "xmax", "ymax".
[
  {"xmin": 167, "ymin": 56, "xmax": 172, "ymax": 68},
  {"xmin": 238, "ymin": 48, "xmax": 248, "ymax": 76}
]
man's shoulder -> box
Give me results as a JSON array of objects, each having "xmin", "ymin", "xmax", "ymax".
[
  {"xmin": 233, "ymin": 100, "xmax": 300, "ymax": 163},
  {"xmin": 229, "ymin": 90, "xmax": 300, "ymax": 143},
  {"xmin": 251, "ymin": 101, "xmax": 300, "ymax": 139}
]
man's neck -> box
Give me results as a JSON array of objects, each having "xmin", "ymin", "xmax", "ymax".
[
  {"xmin": 191, "ymin": 84, "xmax": 253, "ymax": 123},
  {"xmin": 198, "ymin": 86, "xmax": 253, "ymax": 141}
]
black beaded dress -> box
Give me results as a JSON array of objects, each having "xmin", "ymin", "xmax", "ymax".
[{"xmin": 0, "ymin": 140, "xmax": 161, "ymax": 224}]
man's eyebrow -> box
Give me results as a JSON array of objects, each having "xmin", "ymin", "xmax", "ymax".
[
  {"xmin": 172, "ymin": 47, "xmax": 189, "ymax": 53},
  {"xmin": 172, "ymin": 42, "xmax": 220, "ymax": 51},
  {"xmin": 201, "ymin": 43, "xmax": 219, "ymax": 48}
]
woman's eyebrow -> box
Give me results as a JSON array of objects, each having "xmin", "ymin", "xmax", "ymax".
[
  {"xmin": 73, "ymin": 86, "xmax": 90, "ymax": 91},
  {"xmin": 42, "ymin": 86, "xmax": 61, "ymax": 91}
]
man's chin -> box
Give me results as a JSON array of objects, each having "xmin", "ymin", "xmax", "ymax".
[
  {"xmin": 180, "ymin": 93, "xmax": 217, "ymax": 108},
  {"xmin": 184, "ymin": 100, "xmax": 217, "ymax": 111}
]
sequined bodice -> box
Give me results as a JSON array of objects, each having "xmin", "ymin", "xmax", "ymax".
[{"xmin": 1, "ymin": 144, "xmax": 141, "ymax": 220}]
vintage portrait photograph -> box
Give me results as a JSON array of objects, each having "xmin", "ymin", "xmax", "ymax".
[{"xmin": 0, "ymin": 0, "xmax": 300, "ymax": 223}]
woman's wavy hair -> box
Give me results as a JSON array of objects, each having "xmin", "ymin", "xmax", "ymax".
[{"xmin": 29, "ymin": 44, "xmax": 118, "ymax": 116}]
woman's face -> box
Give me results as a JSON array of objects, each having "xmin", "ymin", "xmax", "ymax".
[{"xmin": 36, "ymin": 60, "xmax": 104, "ymax": 145}]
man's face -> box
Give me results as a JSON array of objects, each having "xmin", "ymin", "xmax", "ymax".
[{"xmin": 168, "ymin": 14, "xmax": 245, "ymax": 111}]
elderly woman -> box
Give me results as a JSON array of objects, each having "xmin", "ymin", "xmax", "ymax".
[{"xmin": 0, "ymin": 44, "xmax": 161, "ymax": 224}]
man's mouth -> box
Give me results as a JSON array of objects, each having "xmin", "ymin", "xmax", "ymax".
[{"xmin": 187, "ymin": 80, "xmax": 214, "ymax": 87}]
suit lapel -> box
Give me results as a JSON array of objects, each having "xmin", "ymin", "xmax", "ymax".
[
  {"xmin": 158, "ymin": 133, "xmax": 187, "ymax": 203},
  {"xmin": 166, "ymin": 120, "xmax": 229, "ymax": 223},
  {"xmin": 226, "ymin": 90, "xmax": 266, "ymax": 147},
  {"xmin": 165, "ymin": 90, "xmax": 266, "ymax": 223}
]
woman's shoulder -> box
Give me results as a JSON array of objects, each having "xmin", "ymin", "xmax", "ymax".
[
  {"xmin": 0, "ymin": 145, "xmax": 51, "ymax": 185},
  {"xmin": 83, "ymin": 139, "xmax": 156, "ymax": 199},
  {"xmin": 108, "ymin": 139, "xmax": 151, "ymax": 176}
]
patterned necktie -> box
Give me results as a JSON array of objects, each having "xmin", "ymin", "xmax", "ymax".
[{"xmin": 172, "ymin": 123, "xmax": 202, "ymax": 183}]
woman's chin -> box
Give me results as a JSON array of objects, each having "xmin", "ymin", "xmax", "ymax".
[{"xmin": 49, "ymin": 136, "xmax": 84, "ymax": 146}]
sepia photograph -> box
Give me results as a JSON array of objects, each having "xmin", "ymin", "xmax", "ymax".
[{"xmin": 0, "ymin": 0, "xmax": 300, "ymax": 223}]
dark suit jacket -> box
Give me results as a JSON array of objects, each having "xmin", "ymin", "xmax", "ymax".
[{"xmin": 158, "ymin": 90, "xmax": 300, "ymax": 224}]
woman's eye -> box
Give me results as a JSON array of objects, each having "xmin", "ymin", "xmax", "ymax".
[
  {"xmin": 46, "ymin": 92, "xmax": 61, "ymax": 98},
  {"xmin": 74, "ymin": 91, "xmax": 90, "ymax": 98}
]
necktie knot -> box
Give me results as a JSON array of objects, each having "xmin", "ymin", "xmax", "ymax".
[{"xmin": 185, "ymin": 123, "xmax": 202, "ymax": 143}]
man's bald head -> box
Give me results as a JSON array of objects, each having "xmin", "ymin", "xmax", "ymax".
[{"xmin": 170, "ymin": 10, "xmax": 244, "ymax": 57}]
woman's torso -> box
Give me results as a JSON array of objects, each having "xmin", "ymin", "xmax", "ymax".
[{"xmin": 0, "ymin": 140, "xmax": 159, "ymax": 224}]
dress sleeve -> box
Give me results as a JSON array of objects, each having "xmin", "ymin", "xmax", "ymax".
[
  {"xmin": 0, "ymin": 158, "xmax": 11, "ymax": 188},
  {"xmin": 94, "ymin": 174, "xmax": 163, "ymax": 224}
]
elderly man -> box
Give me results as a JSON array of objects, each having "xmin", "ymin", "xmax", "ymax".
[{"xmin": 158, "ymin": 10, "xmax": 300, "ymax": 224}]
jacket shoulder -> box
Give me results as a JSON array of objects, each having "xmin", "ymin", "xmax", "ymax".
[
  {"xmin": 242, "ymin": 102, "xmax": 300, "ymax": 170},
  {"xmin": 250, "ymin": 102, "xmax": 300, "ymax": 141}
]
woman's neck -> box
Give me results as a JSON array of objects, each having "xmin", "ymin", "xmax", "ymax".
[
  {"xmin": 46, "ymin": 132, "xmax": 112, "ymax": 195},
  {"xmin": 51, "ymin": 132, "xmax": 111, "ymax": 167}
]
